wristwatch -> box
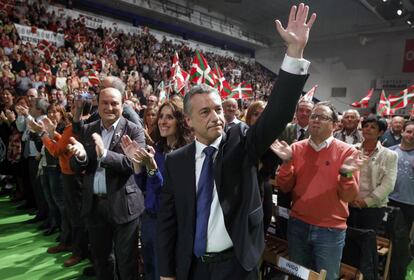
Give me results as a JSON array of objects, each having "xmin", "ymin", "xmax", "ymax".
[
  {"xmin": 147, "ymin": 168, "xmax": 157, "ymax": 177},
  {"xmin": 339, "ymin": 170, "xmax": 353, "ymax": 178}
]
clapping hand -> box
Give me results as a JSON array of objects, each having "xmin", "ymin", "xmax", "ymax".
[
  {"xmin": 5, "ymin": 109, "xmax": 16, "ymax": 123},
  {"xmin": 42, "ymin": 117, "xmax": 57, "ymax": 137},
  {"xmin": 132, "ymin": 146, "xmax": 157, "ymax": 171},
  {"xmin": 120, "ymin": 135, "xmax": 141, "ymax": 159},
  {"xmin": 15, "ymin": 104, "xmax": 29, "ymax": 117},
  {"xmin": 27, "ymin": 119, "xmax": 45, "ymax": 134},
  {"xmin": 340, "ymin": 152, "xmax": 366, "ymax": 174},
  {"xmin": 92, "ymin": 133, "xmax": 105, "ymax": 158},
  {"xmin": 275, "ymin": 3, "xmax": 316, "ymax": 58},
  {"xmin": 270, "ymin": 140, "xmax": 292, "ymax": 162},
  {"xmin": 67, "ymin": 137, "xmax": 87, "ymax": 160}
]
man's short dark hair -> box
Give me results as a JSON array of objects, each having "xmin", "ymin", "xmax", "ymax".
[
  {"xmin": 361, "ymin": 115, "xmax": 388, "ymax": 132},
  {"xmin": 314, "ymin": 101, "xmax": 339, "ymax": 122}
]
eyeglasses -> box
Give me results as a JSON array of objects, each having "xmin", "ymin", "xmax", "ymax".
[{"xmin": 310, "ymin": 114, "xmax": 332, "ymax": 121}]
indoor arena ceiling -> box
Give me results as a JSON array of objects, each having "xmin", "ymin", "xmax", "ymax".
[{"xmin": 87, "ymin": 0, "xmax": 414, "ymax": 49}]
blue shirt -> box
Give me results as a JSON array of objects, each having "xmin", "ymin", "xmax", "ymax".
[{"xmin": 134, "ymin": 144, "xmax": 165, "ymax": 214}]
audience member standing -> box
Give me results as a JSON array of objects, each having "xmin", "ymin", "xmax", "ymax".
[
  {"xmin": 381, "ymin": 116, "xmax": 405, "ymax": 147},
  {"xmin": 68, "ymin": 88, "xmax": 145, "ymax": 280},
  {"xmin": 157, "ymin": 4, "xmax": 314, "ymax": 279},
  {"xmin": 348, "ymin": 116, "xmax": 397, "ymax": 232},
  {"xmin": 388, "ymin": 121, "xmax": 414, "ymax": 274},
  {"xmin": 275, "ymin": 99, "xmax": 313, "ymax": 239},
  {"xmin": 273, "ymin": 101, "xmax": 363, "ymax": 280},
  {"xmin": 223, "ymin": 98, "xmax": 242, "ymax": 132},
  {"xmin": 121, "ymin": 100, "xmax": 192, "ymax": 280},
  {"xmin": 334, "ymin": 109, "xmax": 363, "ymax": 145}
]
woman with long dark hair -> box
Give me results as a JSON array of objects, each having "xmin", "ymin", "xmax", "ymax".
[{"xmin": 121, "ymin": 100, "xmax": 192, "ymax": 280}]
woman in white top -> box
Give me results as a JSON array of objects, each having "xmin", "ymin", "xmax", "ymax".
[{"xmin": 348, "ymin": 115, "xmax": 398, "ymax": 232}]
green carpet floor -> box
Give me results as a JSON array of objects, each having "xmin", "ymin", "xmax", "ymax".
[{"xmin": 0, "ymin": 197, "xmax": 90, "ymax": 280}]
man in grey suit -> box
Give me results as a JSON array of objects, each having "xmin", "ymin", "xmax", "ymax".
[{"xmin": 68, "ymin": 87, "xmax": 145, "ymax": 280}]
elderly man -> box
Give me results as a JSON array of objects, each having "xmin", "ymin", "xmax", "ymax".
[
  {"xmin": 334, "ymin": 109, "xmax": 363, "ymax": 144},
  {"xmin": 157, "ymin": 4, "xmax": 315, "ymax": 280},
  {"xmin": 380, "ymin": 115, "xmax": 405, "ymax": 147},
  {"xmin": 69, "ymin": 88, "xmax": 145, "ymax": 280},
  {"xmin": 222, "ymin": 98, "xmax": 242, "ymax": 132}
]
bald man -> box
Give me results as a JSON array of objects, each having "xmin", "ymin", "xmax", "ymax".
[
  {"xmin": 380, "ymin": 116, "xmax": 405, "ymax": 147},
  {"xmin": 69, "ymin": 88, "xmax": 145, "ymax": 280},
  {"xmin": 223, "ymin": 98, "xmax": 243, "ymax": 132}
]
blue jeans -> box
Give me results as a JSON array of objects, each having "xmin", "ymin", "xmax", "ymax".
[{"xmin": 287, "ymin": 217, "xmax": 345, "ymax": 280}]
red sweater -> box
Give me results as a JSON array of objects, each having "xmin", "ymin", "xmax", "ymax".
[{"xmin": 277, "ymin": 139, "xmax": 359, "ymax": 229}]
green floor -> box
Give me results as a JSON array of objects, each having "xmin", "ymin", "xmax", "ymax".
[{"xmin": 0, "ymin": 197, "xmax": 90, "ymax": 280}]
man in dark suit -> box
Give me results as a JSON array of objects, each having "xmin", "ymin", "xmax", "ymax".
[
  {"xmin": 157, "ymin": 4, "xmax": 316, "ymax": 280},
  {"xmin": 68, "ymin": 87, "xmax": 145, "ymax": 280}
]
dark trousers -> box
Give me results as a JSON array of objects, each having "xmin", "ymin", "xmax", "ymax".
[
  {"xmin": 189, "ymin": 255, "xmax": 258, "ymax": 280},
  {"xmin": 88, "ymin": 197, "xmax": 139, "ymax": 280},
  {"xmin": 347, "ymin": 207, "xmax": 386, "ymax": 232},
  {"xmin": 21, "ymin": 157, "xmax": 36, "ymax": 207},
  {"xmin": 141, "ymin": 211, "xmax": 159, "ymax": 280},
  {"xmin": 275, "ymin": 191, "xmax": 291, "ymax": 239},
  {"xmin": 28, "ymin": 157, "xmax": 48, "ymax": 218},
  {"xmin": 62, "ymin": 174, "xmax": 88, "ymax": 256}
]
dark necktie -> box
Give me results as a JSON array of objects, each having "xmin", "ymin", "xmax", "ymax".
[
  {"xmin": 298, "ymin": 128, "xmax": 306, "ymax": 141},
  {"xmin": 194, "ymin": 146, "xmax": 216, "ymax": 257}
]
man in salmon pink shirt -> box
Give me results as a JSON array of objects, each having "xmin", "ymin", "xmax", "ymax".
[{"xmin": 271, "ymin": 101, "xmax": 364, "ymax": 280}]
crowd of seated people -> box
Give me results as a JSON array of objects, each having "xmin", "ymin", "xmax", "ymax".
[{"xmin": 1, "ymin": 1, "xmax": 414, "ymax": 280}]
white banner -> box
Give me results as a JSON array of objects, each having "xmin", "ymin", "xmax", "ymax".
[
  {"xmin": 47, "ymin": 6, "xmax": 141, "ymax": 35},
  {"xmin": 14, "ymin": 24, "xmax": 65, "ymax": 47}
]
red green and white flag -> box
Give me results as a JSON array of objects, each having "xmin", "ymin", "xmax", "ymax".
[
  {"xmin": 82, "ymin": 69, "xmax": 100, "ymax": 86},
  {"xmin": 302, "ymin": 85, "xmax": 318, "ymax": 102},
  {"xmin": 171, "ymin": 52, "xmax": 179, "ymax": 71},
  {"xmin": 189, "ymin": 50, "xmax": 216, "ymax": 87},
  {"xmin": 171, "ymin": 65, "xmax": 189, "ymax": 95},
  {"xmin": 231, "ymin": 82, "xmax": 253, "ymax": 99},
  {"xmin": 388, "ymin": 85, "xmax": 414, "ymax": 110},
  {"xmin": 377, "ymin": 90, "xmax": 394, "ymax": 117},
  {"xmin": 104, "ymin": 33, "xmax": 119, "ymax": 54},
  {"xmin": 213, "ymin": 63, "xmax": 233, "ymax": 99},
  {"xmin": 351, "ymin": 88, "xmax": 373, "ymax": 108}
]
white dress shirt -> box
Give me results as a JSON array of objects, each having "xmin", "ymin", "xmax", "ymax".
[{"xmin": 195, "ymin": 136, "xmax": 233, "ymax": 253}]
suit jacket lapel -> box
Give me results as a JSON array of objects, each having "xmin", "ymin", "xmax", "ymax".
[
  {"xmin": 109, "ymin": 117, "xmax": 126, "ymax": 151},
  {"xmin": 184, "ymin": 142, "xmax": 197, "ymax": 213},
  {"xmin": 214, "ymin": 133, "xmax": 227, "ymax": 207}
]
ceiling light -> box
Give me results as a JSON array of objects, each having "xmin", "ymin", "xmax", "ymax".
[
  {"xmin": 382, "ymin": 0, "xmax": 388, "ymax": 2},
  {"xmin": 397, "ymin": 9, "xmax": 403, "ymax": 15}
]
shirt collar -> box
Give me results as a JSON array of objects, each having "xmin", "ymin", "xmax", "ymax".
[
  {"xmin": 308, "ymin": 136, "xmax": 334, "ymax": 152},
  {"xmin": 100, "ymin": 118, "xmax": 121, "ymax": 132},
  {"xmin": 195, "ymin": 135, "xmax": 222, "ymax": 159},
  {"xmin": 297, "ymin": 124, "xmax": 308, "ymax": 131}
]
